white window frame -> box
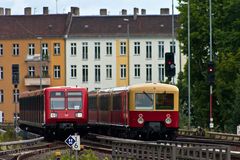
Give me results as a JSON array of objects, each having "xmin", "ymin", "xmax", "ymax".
[
  {"xmin": 0, "ymin": 44, "xmax": 3, "ymax": 56},
  {"xmin": 13, "ymin": 44, "xmax": 19, "ymax": 56},
  {"xmin": 95, "ymin": 65, "xmax": 101, "ymax": 82},
  {"xmin": 120, "ymin": 42, "xmax": 126, "ymax": 55},
  {"xmin": 0, "ymin": 90, "xmax": 3, "ymax": 103},
  {"xmin": 158, "ymin": 64, "xmax": 165, "ymax": 82},
  {"xmin": 28, "ymin": 43, "xmax": 35, "ymax": 56},
  {"xmin": 82, "ymin": 65, "xmax": 88, "ymax": 83},
  {"xmin": 106, "ymin": 42, "xmax": 112, "ymax": 56},
  {"xmin": 106, "ymin": 65, "xmax": 112, "ymax": 79},
  {"xmin": 158, "ymin": 41, "xmax": 164, "ymax": 59},
  {"xmin": 94, "ymin": 42, "xmax": 101, "ymax": 60},
  {"xmin": 146, "ymin": 41, "xmax": 152, "ymax": 59},
  {"xmin": 54, "ymin": 65, "xmax": 61, "ymax": 79},
  {"xmin": 146, "ymin": 64, "xmax": 152, "ymax": 82},
  {"xmin": 0, "ymin": 66, "xmax": 3, "ymax": 80},
  {"xmin": 71, "ymin": 65, "xmax": 77, "ymax": 78},
  {"xmin": 54, "ymin": 43, "xmax": 60, "ymax": 55},
  {"xmin": 134, "ymin": 64, "xmax": 140, "ymax": 78},
  {"xmin": 82, "ymin": 42, "xmax": 88, "ymax": 60},
  {"xmin": 71, "ymin": 43, "xmax": 77, "ymax": 56},
  {"xmin": 28, "ymin": 66, "xmax": 35, "ymax": 77},
  {"xmin": 134, "ymin": 42, "xmax": 140, "ymax": 55},
  {"xmin": 120, "ymin": 64, "xmax": 126, "ymax": 79}
]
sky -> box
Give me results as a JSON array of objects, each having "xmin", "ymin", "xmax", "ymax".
[{"xmin": 0, "ymin": 0, "xmax": 179, "ymax": 15}]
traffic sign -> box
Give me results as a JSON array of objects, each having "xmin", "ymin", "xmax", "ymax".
[
  {"xmin": 65, "ymin": 134, "xmax": 81, "ymax": 150},
  {"xmin": 72, "ymin": 135, "xmax": 80, "ymax": 151},
  {"xmin": 65, "ymin": 135, "xmax": 76, "ymax": 147}
]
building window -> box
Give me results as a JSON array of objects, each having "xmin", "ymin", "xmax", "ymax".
[
  {"xmin": 0, "ymin": 67, "xmax": 3, "ymax": 80},
  {"xmin": 71, "ymin": 65, "xmax": 77, "ymax": 78},
  {"xmin": 28, "ymin": 43, "xmax": 35, "ymax": 56},
  {"xmin": 71, "ymin": 43, "xmax": 77, "ymax": 56},
  {"xmin": 13, "ymin": 89, "xmax": 19, "ymax": 103},
  {"xmin": 106, "ymin": 42, "xmax": 112, "ymax": 56},
  {"xmin": 146, "ymin": 64, "xmax": 152, "ymax": 82},
  {"xmin": 0, "ymin": 90, "xmax": 3, "ymax": 103},
  {"xmin": 146, "ymin": 41, "xmax": 152, "ymax": 59},
  {"xmin": 134, "ymin": 64, "xmax": 140, "ymax": 78},
  {"xmin": 158, "ymin": 64, "xmax": 165, "ymax": 82},
  {"xmin": 158, "ymin": 41, "xmax": 164, "ymax": 59},
  {"xmin": 134, "ymin": 42, "xmax": 140, "ymax": 55},
  {"xmin": 120, "ymin": 64, "xmax": 126, "ymax": 79},
  {"xmin": 106, "ymin": 65, "xmax": 112, "ymax": 79},
  {"xmin": 95, "ymin": 42, "xmax": 100, "ymax": 60},
  {"xmin": 82, "ymin": 42, "xmax": 88, "ymax": 60},
  {"xmin": 28, "ymin": 66, "xmax": 35, "ymax": 77},
  {"xmin": 0, "ymin": 44, "xmax": 3, "ymax": 56},
  {"xmin": 42, "ymin": 43, "xmax": 48, "ymax": 60},
  {"xmin": 54, "ymin": 43, "xmax": 60, "ymax": 55},
  {"xmin": 54, "ymin": 65, "xmax": 61, "ymax": 78},
  {"xmin": 95, "ymin": 65, "xmax": 101, "ymax": 82},
  {"xmin": 13, "ymin": 44, "xmax": 19, "ymax": 56},
  {"xmin": 42, "ymin": 66, "xmax": 48, "ymax": 77},
  {"xmin": 120, "ymin": 42, "xmax": 126, "ymax": 55},
  {"xmin": 82, "ymin": 65, "xmax": 88, "ymax": 83},
  {"xmin": 12, "ymin": 64, "xmax": 19, "ymax": 84},
  {"xmin": 170, "ymin": 41, "xmax": 176, "ymax": 53}
]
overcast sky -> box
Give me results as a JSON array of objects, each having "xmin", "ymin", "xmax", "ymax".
[{"xmin": 0, "ymin": 0, "xmax": 179, "ymax": 15}]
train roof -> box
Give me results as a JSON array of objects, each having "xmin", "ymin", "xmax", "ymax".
[
  {"xmin": 90, "ymin": 83, "xmax": 178, "ymax": 93},
  {"xmin": 20, "ymin": 86, "xmax": 87, "ymax": 98}
]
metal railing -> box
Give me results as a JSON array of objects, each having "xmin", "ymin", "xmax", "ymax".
[{"xmin": 112, "ymin": 140, "xmax": 230, "ymax": 160}]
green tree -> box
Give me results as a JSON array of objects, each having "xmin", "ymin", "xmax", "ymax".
[{"xmin": 177, "ymin": 0, "xmax": 240, "ymax": 131}]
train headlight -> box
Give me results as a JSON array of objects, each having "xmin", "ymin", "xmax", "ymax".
[
  {"xmin": 50, "ymin": 112, "xmax": 58, "ymax": 118},
  {"xmin": 75, "ymin": 112, "xmax": 83, "ymax": 118},
  {"xmin": 165, "ymin": 114, "xmax": 172, "ymax": 124},
  {"xmin": 137, "ymin": 114, "xmax": 144, "ymax": 124}
]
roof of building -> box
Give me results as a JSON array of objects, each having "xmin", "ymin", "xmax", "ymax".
[
  {"xmin": 68, "ymin": 15, "xmax": 179, "ymax": 38},
  {"xmin": 0, "ymin": 14, "xmax": 71, "ymax": 39}
]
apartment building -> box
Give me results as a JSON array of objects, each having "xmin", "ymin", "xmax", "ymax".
[
  {"xmin": 0, "ymin": 8, "xmax": 69, "ymax": 122},
  {"xmin": 66, "ymin": 8, "xmax": 184, "ymax": 91}
]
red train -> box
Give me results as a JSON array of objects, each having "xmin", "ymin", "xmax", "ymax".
[
  {"xmin": 18, "ymin": 86, "xmax": 88, "ymax": 139},
  {"xmin": 88, "ymin": 83, "xmax": 179, "ymax": 140}
]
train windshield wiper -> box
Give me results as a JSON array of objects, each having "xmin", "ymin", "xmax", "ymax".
[{"xmin": 143, "ymin": 91, "xmax": 153, "ymax": 102}]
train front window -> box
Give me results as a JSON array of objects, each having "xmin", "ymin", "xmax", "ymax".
[
  {"xmin": 51, "ymin": 98, "xmax": 65, "ymax": 110},
  {"xmin": 50, "ymin": 91, "xmax": 65, "ymax": 110},
  {"xmin": 156, "ymin": 93, "xmax": 174, "ymax": 110},
  {"xmin": 135, "ymin": 93, "xmax": 153, "ymax": 110},
  {"xmin": 67, "ymin": 92, "xmax": 82, "ymax": 110}
]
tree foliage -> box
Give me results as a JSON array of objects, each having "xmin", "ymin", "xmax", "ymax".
[{"xmin": 177, "ymin": 0, "xmax": 240, "ymax": 132}]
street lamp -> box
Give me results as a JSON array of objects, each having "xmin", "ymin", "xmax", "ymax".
[
  {"xmin": 37, "ymin": 37, "xmax": 43, "ymax": 90},
  {"xmin": 123, "ymin": 18, "xmax": 130, "ymax": 85},
  {"xmin": 188, "ymin": 0, "xmax": 191, "ymax": 130}
]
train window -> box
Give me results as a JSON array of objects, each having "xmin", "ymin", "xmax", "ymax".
[
  {"xmin": 156, "ymin": 93, "xmax": 174, "ymax": 110},
  {"xmin": 112, "ymin": 94, "xmax": 122, "ymax": 111},
  {"xmin": 99, "ymin": 95, "xmax": 110, "ymax": 111},
  {"xmin": 68, "ymin": 97, "xmax": 82, "ymax": 110},
  {"xmin": 67, "ymin": 91, "xmax": 83, "ymax": 110},
  {"xmin": 50, "ymin": 91, "xmax": 64, "ymax": 97},
  {"xmin": 89, "ymin": 96, "xmax": 97, "ymax": 111},
  {"xmin": 50, "ymin": 97, "xmax": 65, "ymax": 110},
  {"xmin": 135, "ymin": 93, "xmax": 153, "ymax": 110}
]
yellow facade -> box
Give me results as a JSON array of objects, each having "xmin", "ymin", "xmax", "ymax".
[
  {"xmin": 115, "ymin": 39, "xmax": 129, "ymax": 87},
  {"xmin": 0, "ymin": 38, "xmax": 65, "ymax": 123}
]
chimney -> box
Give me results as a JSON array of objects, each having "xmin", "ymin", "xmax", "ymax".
[
  {"xmin": 100, "ymin": 8, "xmax": 107, "ymax": 15},
  {"xmin": 71, "ymin": 7, "xmax": 80, "ymax": 16},
  {"xmin": 133, "ymin": 7, "xmax": 138, "ymax": 20},
  {"xmin": 160, "ymin": 8, "xmax": 169, "ymax": 15},
  {"xmin": 24, "ymin": 7, "xmax": 32, "ymax": 15},
  {"xmin": 43, "ymin": 7, "xmax": 49, "ymax": 15},
  {"xmin": 121, "ymin": 9, "xmax": 127, "ymax": 15},
  {"xmin": 5, "ymin": 8, "xmax": 11, "ymax": 15},
  {"xmin": 141, "ymin": 9, "xmax": 146, "ymax": 15},
  {"xmin": 0, "ymin": 8, "xmax": 4, "ymax": 15}
]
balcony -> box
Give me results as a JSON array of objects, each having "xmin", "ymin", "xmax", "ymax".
[
  {"xmin": 25, "ymin": 54, "xmax": 49, "ymax": 62},
  {"xmin": 24, "ymin": 75, "xmax": 50, "ymax": 86}
]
